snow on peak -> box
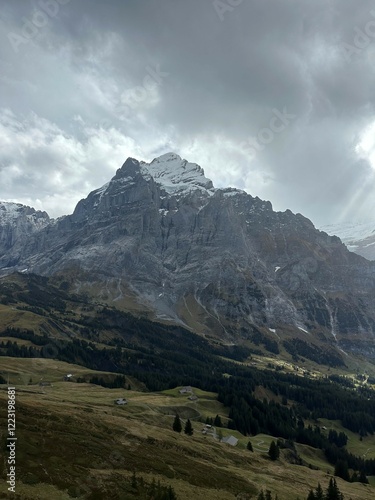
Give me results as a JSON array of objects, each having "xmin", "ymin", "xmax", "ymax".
[
  {"xmin": 139, "ymin": 152, "xmax": 214, "ymax": 196},
  {"xmin": 320, "ymin": 220, "xmax": 375, "ymax": 260},
  {"xmin": 320, "ymin": 220, "xmax": 375, "ymax": 243},
  {"xmin": 90, "ymin": 182, "xmax": 111, "ymax": 207},
  {"xmin": 153, "ymin": 152, "xmax": 181, "ymax": 162},
  {"xmin": 0, "ymin": 201, "xmax": 50, "ymax": 229},
  {"xmin": 220, "ymin": 187, "xmax": 246, "ymax": 197},
  {"xmin": 0, "ymin": 201, "xmax": 25, "ymax": 221},
  {"xmin": 82, "ymin": 153, "xmax": 215, "ymax": 212}
]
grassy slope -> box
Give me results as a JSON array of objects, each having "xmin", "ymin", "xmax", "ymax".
[
  {"xmin": 1, "ymin": 275, "xmax": 375, "ymax": 498},
  {"xmin": 318, "ymin": 418, "xmax": 375, "ymax": 460},
  {"xmin": 0, "ymin": 359, "xmax": 374, "ymax": 499}
]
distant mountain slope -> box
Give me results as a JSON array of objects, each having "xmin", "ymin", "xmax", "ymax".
[
  {"xmin": 1, "ymin": 153, "xmax": 375, "ymax": 359},
  {"xmin": 320, "ymin": 221, "xmax": 375, "ymax": 261},
  {"xmin": 0, "ymin": 202, "xmax": 50, "ymax": 270}
]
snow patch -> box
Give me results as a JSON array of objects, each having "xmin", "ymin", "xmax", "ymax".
[
  {"xmin": 268, "ymin": 328, "xmax": 280, "ymax": 339},
  {"xmin": 320, "ymin": 220, "xmax": 375, "ymax": 242},
  {"xmin": 92, "ymin": 182, "xmax": 110, "ymax": 207},
  {"xmin": 221, "ymin": 188, "xmax": 245, "ymax": 197},
  {"xmin": 139, "ymin": 153, "xmax": 214, "ymax": 197},
  {"xmin": 0, "ymin": 201, "xmax": 49, "ymax": 231}
]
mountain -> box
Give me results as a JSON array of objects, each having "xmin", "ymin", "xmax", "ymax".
[
  {"xmin": 1, "ymin": 153, "xmax": 375, "ymax": 360},
  {"xmin": 321, "ymin": 220, "xmax": 375, "ymax": 261},
  {"xmin": 0, "ymin": 202, "xmax": 50, "ymax": 272}
]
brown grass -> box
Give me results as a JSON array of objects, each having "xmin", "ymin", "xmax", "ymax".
[{"xmin": 0, "ymin": 358, "xmax": 374, "ymax": 499}]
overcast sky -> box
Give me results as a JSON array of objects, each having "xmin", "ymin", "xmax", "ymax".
[{"xmin": 1, "ymin": 0, "xmax": 375, "ymax": 226}]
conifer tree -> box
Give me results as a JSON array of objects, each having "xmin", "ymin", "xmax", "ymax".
[
  {"xmin": 314, "ymin": 483, "xmax": 324, "ymax": 500},
  {"xmin": 184, "ymin": 418, "xmax": 193, "ymax": 436},
  {"xmin": 359, "ymin": 469, "xmax": 369, "ymax": 484},
  {"xmin": 149, "ymin": 478, "xmax": 156, "ymax": 497},
  {"xmin": 268, "ymin": 440, "xmax": 280, "ymax": 460},
  {"xmin": 351, "ymin": 471, "xmax": 359, "ymax": 482},
  {"xmin": 131, "ymin": 471, "xmax": 137, "ymax": 489},
  {"xmin": 334, "ymin": 460, "xmax": 350, "ymax": 482},
  {"xmin": 326, "ymin": 477, "xmax": 343, "ymax": 500},
  {"xmin": 307, "ymin": 490, "xmax": 316, "ymax": 500},
  {"xmin": 214, "ymin": 414, "xmax": 222, "ymax": 427},
  {"xmin": 247, "ymin": 440, "xmax": 253, "ymax": 451},
  {"xmin": 167, "ymin": 484, "xmax": 178, "ymax": 500},
  {"xmin": 173, "ymin": 414, "xmax": 182, "ymax": 433},
  {"xmin": 257, "ymin": 490, "xmax": 265, "ymax": 500}
]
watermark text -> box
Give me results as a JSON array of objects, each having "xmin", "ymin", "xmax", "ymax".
[{"xmin": 7, "ymin": 387, "xmax": 17, "ymax": 493}]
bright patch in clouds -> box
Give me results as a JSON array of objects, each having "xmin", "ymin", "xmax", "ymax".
[{"xmin": 356, "ymin": 121, "xmax": 375, "ymax": 169}]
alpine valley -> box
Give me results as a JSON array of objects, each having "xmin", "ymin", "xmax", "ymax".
[{"xmin": 2, "ymin": 153, "xmax": 375, "ymax": 499}]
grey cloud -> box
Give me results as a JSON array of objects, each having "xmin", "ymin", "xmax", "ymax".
[{"xmin": 1, "ymin": 0, "xmax": 375, "ymax": 225}]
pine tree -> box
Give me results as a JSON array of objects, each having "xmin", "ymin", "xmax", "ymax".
[
  {"xmin": 131, "ymin": 471, "xmax": 137, "ymax": 488},
  {"xmin": 247, "ymin": 440, "xmax": 253, "ymax": 451},
  {"xmin": 214, "ymin": 414, "xmax": 222, "ymax": 427},
  {"xmin": 167, "ymin": 484, "xmax": 177, "ymax": 500},
  {"xmin": 268, "ymin": 440, "xmax": 280, "ymax": 461},
  {"xmin": 257, "ymin": 490, "xmax": 265, "ymax": 500},
  {"xmin": 334, "ymin": 460, "xmax": 350, "ymax": 482},
  {"xmin": 351, "ymin": 471, "xmax": 359, "ymax": 482},
  {"xmin": 173, "ymin": 414, "xmax": 182, "ymax": 433},
  {"xmin": 307, "ymin": 490, "xmax": 316, "ymax": 500},
  {"xmin": 314, "ymin": 483, "xmax": 324, "ymax": 500},
  {"xmin": 184, "ymin": 418, "xmax": 193, "ymax": 436},
  {"xmin": 326, "ymin": 477, "xmax": 343, "ymax": 500},
  {"xmin": 149, "ymin": 478, "xmax": 156, "ymax": 496},
  {"xmin": 359, "ymin": 469, "xmax": 369, "ymax": 484}
]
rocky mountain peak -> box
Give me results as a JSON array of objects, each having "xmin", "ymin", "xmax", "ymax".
[
  {"xmin": 139, "ymin": 152, "xmax": 214, "ymax": 196},
  {"xmin": 85, "ymin": 153, "xmax": 215, "ymax": 214},
  {"xmin": 113, "ymin": 157, "xmax": 141, "ymax": 181}
]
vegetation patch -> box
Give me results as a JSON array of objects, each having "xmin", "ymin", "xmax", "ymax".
[{"xmin": 283, "ymin": 338, "xmax": 345, "ymax": 367}]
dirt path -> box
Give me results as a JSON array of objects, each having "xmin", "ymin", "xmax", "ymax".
[{"xmin": 253, "ymin": 439, "xmax": 268, "ymax": 452}]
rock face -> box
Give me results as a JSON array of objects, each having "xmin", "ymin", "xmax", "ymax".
[
  {"xmin": 2, "ymin": 153, "xmax": 375, "ymax": 357},
  {"xmin": 0, "ymin": 202, "xmax": 50, "ymax": 269}
]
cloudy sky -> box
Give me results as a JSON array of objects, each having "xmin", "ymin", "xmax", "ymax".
[{"xmin": 1, "ymin": 0, "xmax": 375, "ymax": 227}]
